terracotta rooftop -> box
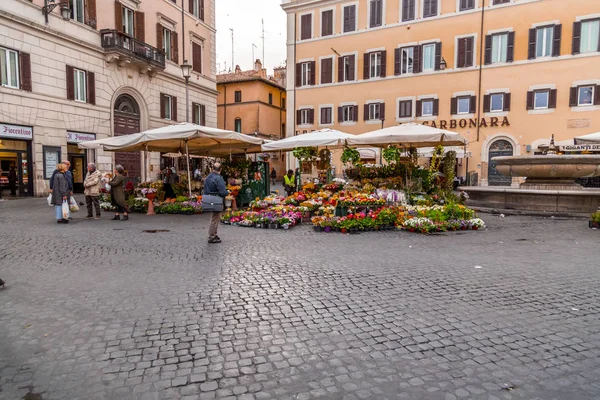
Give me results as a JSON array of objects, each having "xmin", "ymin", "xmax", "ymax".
[{"xmin": 217, "ymin": 63, "xmax": 285, "ymax": 90}]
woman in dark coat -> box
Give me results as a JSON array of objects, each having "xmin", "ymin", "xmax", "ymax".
[
  {"xmin": 109, "ymin": 165, "xmax": 129, "ymax": 221},
  {"xmin": 50, "ymin": 163, "xmax": 70, "ymax": 224}
]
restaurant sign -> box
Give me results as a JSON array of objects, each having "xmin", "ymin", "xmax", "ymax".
[
  {"xmin": 0, "ymin": 123, "xmax": 33, "ymax": 140},
  {"xmin": 560, "ymin": 144, "xmax": 600, "ymax": 152},
  {"xmin": 422, "ymin": 117, "xmax": 510, "ymax": 129},
  {"xmin": 67, "ymin": 131, "xmax": 96, "ymax": 143}
]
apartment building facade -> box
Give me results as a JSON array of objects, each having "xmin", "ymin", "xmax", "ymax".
[
  {"xmin": 282, "ymin": 0, "xmax": 600, "ymax": 186},
  {"xmin": 0, "ymin": 0, "xmax": 217, "ymax": 196}
]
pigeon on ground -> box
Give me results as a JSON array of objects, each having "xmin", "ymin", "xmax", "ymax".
[{"xmin": 0, "ymin": 278, "xmax": 5, "ymax": 288}]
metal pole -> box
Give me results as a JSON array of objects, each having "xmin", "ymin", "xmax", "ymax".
[
  {"xmin": 185, "ymin": 76, "xmax": 190, "ymax": 123},
  {"xmin": 185, "ymin": 140, "xmax": 192, "ymax": 197},
  {"xmin": 43, "ymin": 0, "xmax": 49, "ymax": 24}
]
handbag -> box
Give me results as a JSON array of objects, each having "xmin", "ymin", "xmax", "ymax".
[{"xmin": 201, "ymin": 194, "xmax": 224, "ymax": 212}]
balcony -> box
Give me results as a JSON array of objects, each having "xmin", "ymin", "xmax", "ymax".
[{"xmin": 100, "ymin": 30, "xmax": 165, "ymax": 75}]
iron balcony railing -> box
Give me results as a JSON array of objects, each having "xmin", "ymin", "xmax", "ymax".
[{"xmin": 100, "ymin": 29, "xmax": 166, "ymax": 70}]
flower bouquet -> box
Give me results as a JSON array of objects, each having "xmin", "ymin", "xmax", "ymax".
[{"xmin": 468, "ymin": 218, "xmax": 486, "ymax": 230}]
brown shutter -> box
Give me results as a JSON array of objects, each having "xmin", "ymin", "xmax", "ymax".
[
  {"xmin": 433, "ymin": 99, "xmax": 439, "ymax": 116},
  {"xmin": 189, "ymin": 0, "xmax": 194, "ymax": 14},
  {"xmin": 193, "ymin": 42, "xmax": 202, "ymax": 73},
  {"xmin": 160, "ymin": 94, "xmax": 166, "ymax": 118},
  {"xmin": 338, "ymin": 57, "xmax": 344, "ymax": 82},
  {"xmin": 172, "ymin": 31, "xmax": 179, "ymax": 64},
  {"xmin": 172, "ymin": 96, "xmax": 178, "ymax": 121},
  {"xmin": 364, "ymin": 104, "xmax": 369, "ymax": 120},
  {"xmin": 200, "ymin": 0, "xmax": 205, "ymax": 21},
  {"xmin": 394, "ymin": 48, "xmax": 401, "ymax": 75},
  {"xmin": 363, "ymin": 53, "xmax": 370, "ymax": 80},
  {"xmin": 503, "ymin": 93, "xmax": 511, "ymax": 111},
  {"xmin": 135, "ymin": 12, "xmax": 145, "ymax": 42},
  {"xmin": 469, "ymin": 95, "xmax": 477, "ymax": 114},
  {"xmin": 114, "ymin": 0, "xmax": 123, "ymax": 32},
  {"xmin": 85, "ymin": 0, "xmax": 97, "ymax": 29},
  {"xmin": 552, "ymin": 24, "xmax": 562, "ymax": 57},
  {"xmin": 338, "ymin": 106, "xmax": 343, "ymax": 122},
  {"xmin": 506, "ymin": 32, "xmax": 515, "ymax": 62},
  {"xmin": 380, "ymin": 103, "xmax": 385, "ymax": 119},
  {"xmin": 413, "ymin": 45, "xmax": 421, "ymax": 73},
  {"xmin": 87, "ymin": 71, "xmax": 95, "ymax": 105},
  {"xmin": 528, "ymin": 28, "xmax": 536, "ymax": 59},
  {"xmin": 457, "ymin": 38, "xmax": 466, "ymax": 68},
  {"xmin": 549, "ymin": 89, "xmax": 557, "ymax": 108},
  {"xmin": 301, "ymin": 14, "xmax": 311, "ymax": 40},
  {"xmin": 594, "ymin": 85, "xmax": 600, "ymax": 106},
  {"xmin": 465, "ymin": 37, "xmax": 474, "ymax": 67},
  {"xmin": 402, "ymin": 0, "xmax": 414, "ymax": 21},
  {"xmin": 192, "ymin": 102, "xmax": 198, "ymax": 124},
  {"xmin": 321, "ymin": 58, "xmax": 332, "ymax": 84},
  {"xmin": 320, "ymin": 108, "xmax": 326, "ymax": 124},
  {"xmin": 415, "ymin": 100, "xmax": 422, "ymax": 117},
  {"xmin": 19, "ymin": 52, "xmax": 32, "ymax": 92},
  {"xmin": 309, "ymin": 108, "xmax": 315, "ymax": 124},
  {"xmin": 157, "ymin": 24, "xmax": 164, "ymax": 51},
  {"xmin": 201, "ymin": 104, "xmax": 206, "ymax": 125},
  {"xmin": 353, "ymin": 105, "xmax": 358, "ymax": 122},
  {"xmin": 483, "ymin": 95, "xmax": 490, "ymax": 112},
  {"xmin": 380, "ymin": 50, "xmax": 386, "ymax": 78},
  {"xmin": 569, "ymin": 87, "xmax": 578, "ymax": 107},
  {"xmin": 348, "ymin": 55, "xmax": 355, "ymax": 81},
  {"xmin": 450, "ymin": 97, "xmax": 457, "ymax": 115},
  {"xmin": 295, "ymin": 63, "xmax": 301, "ymax": 87},
  {"xmin": 434, "ymin": 42, "xmax": 442, "ymax": 70},
  {"xmin": 484, "ymin": 35, "xmax": 492, "ymax": 65},
  {"xmin": 296, "ymin": 110, "xmax": 302, "ymax": 123},
  {"xmin": 66, "ymin": 65, "xmax": 75, "ymax": 100},
  {"xmin": 572, "ymin": 22, "xmax": 582, "ymax": 55},
  {"xmin": 526, "ymin": 91, "xmax": 534, "ymax": 110},
  {"xmin": 310, "ymin": 61, "xmax": 316, "ymax": 85}
]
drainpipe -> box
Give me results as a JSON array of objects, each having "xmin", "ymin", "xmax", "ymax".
[
  {"xmin": 475, "ymin": 1, "xmax": 486, "ymax": 143},
  {"xmin": 293, "ymin": 11, "xmax": 297, "ymax": 138},
  {"xmin": 223, "ymin": 84, "xmax": 227, "ymax": 129}
]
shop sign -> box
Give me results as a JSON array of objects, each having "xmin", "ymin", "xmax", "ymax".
[
  {"xmin": 422, "ymin": 117, "xmax": 510, "ymax": 129},
  {"xmin": 0, "ymin": 123, "xmax": 33, "ymax": 140},
  {"xmin": 560, "ymin": 144, "xmax": 600, "ymax": 152},
  {"xmin": 67, "ymin": 132, "xmax": 96, "ymax": 143}
]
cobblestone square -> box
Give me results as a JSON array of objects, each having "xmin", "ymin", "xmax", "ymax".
[{"xmin": 1, "ymin": 199, "xmax": 600, "ymax": 399}]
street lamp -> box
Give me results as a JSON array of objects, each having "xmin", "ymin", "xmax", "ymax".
[
  {"xmin": 42, "ymin": 0, "xmax": 71, "ymax": 24},
  {"xmin": 180, "ymin": 60, "xmax": 192, "ymax": 122}
]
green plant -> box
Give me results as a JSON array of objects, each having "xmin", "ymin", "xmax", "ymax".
[
  {"xmin": 382, "ymin": 145, "xmax": 403, "ymax": 163},
  {"xmin": 591, "ymin": 211, "xmax": 600, "ymax": 223},
  {"xmin": 443, "ymin": 151, "xmax": 457, "ymax": 192},
  {"xmin": 341, "ymin": 147, "xmax": 361, "ymax": 165},
  {"xmin": 292, "ymin": 147, "xmax": 318, "ymax": 161}
]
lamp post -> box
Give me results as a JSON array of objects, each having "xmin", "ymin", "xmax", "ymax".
[
  {"xmin": 180, "ymin": 60, "xmax": 192, "ymax": 122},
  {"xmin": 42, "ymin": 0, "xmax": 71, "ymax": 24}
]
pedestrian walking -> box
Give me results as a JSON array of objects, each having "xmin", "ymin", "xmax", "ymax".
[
  {"xmin": 8, "ymin": 166, "xmax": 17, "ymax": 196},
  {"xmin": 283, "ymin": 169, "xmax": 295, "ymax": 197},
  {"xmin": 203, "ymin": 163, "xmax": 228, "ymax": 244},
  {"xmin": 109, "ymin": 165, "xmax": 129, "ymax": 221},
  {"xmin": 83, "ymin": 163, "xmax": 102, "ymax": 220},
  {"xmin": 294, "ymin": 167, "xmax": 301, "ymax": 192},
  {"xmin": 50, "ymin": 163, "xmax": 70, "ymax": 224},
  {"xmin": 270, "ymin": 168, "xmax": 277, "ymax": 185},
  {"xmin": 0, "ymin": 167, "xmax": 3, "ymax": 199}
]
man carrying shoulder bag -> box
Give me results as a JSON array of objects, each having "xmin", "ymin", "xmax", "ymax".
[{"xmin": 202, "ymin": 163, "xmax": 228, "ymax": 244}]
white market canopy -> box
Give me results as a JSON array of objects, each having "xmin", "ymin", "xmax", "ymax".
[
  {"xmin": 261, "ymin": 128, "xmax": 353, "ymax": 151},
  {"xmin": 574, "ymin": 132, "xmax": 600, "ymax": 144},
  {"xmin": 346, "ymin": 123, "xmax": 467, "ymax": 148}
]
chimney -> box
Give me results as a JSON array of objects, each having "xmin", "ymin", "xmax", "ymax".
[
  {"xmin": 235, "ymin": 65, "xmax": 241, "ymax": 73},
  {"xmin": 273, "ymin": 66, "xmax": 287, "ymax": 87},
  {"xmin": 254, "ymin": 59, "xmax": 262, "ymax": 71}
]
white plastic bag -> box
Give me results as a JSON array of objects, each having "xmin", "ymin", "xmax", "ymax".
[
  {"xmin": 69, "ymin": 196, "xmax": 79, "ymax": 212},
  {"xmin": 105, "ymin": 183, "xmax": 111, "ymax": 192},
  {"xmin": 62, "ymin": 200, "xmax": 70, "ymax": 219},
  {"xmin": 47, "ymin": 194, "xmax": 52, "ymax": 207}
]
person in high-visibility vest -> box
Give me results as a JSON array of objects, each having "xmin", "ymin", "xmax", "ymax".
[{"xmin": 283, "ymin": 169, "xmax": 295, "ymax": 197}]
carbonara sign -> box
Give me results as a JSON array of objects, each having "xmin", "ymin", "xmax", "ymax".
[{"xmin": 0, "ymin": 123, "xmax": 33, "ymax": 140}]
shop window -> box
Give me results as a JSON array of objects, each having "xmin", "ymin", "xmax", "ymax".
[{"xmin": 43, "ymin": 146, "xmax": 61, "ymax": 180}]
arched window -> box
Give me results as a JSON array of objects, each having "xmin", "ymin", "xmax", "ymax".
[{"xmin": 234, "ymin": 118, "xmax": 242, "ymax": 133}]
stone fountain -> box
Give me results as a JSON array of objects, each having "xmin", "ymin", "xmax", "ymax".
[{"xmin": 460, "ymin": 136, "xmax": 600, "ymax": 214}]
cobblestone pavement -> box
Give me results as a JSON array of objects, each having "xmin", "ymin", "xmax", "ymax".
[{"xmin": 1, "ymin": 199, "xmax": 600, "ymax": 400}]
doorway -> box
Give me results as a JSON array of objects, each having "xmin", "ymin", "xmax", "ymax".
[
  {"xmin": 114, "ymin": 94, "xmax": 141, "ymax": 182},
  {"xmin": 488, "ymin": 139, "xmax": 514, "ymax": 186},
  {"xmin": 0, "ymin": 150, "xmax": 31, "ymax": 197},
  {"xmin": 68, "ymin": 152, "xmax": 86, "ymax": 193}
]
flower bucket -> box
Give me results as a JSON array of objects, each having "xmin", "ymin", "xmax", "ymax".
[
  {"xmin": 472, "ymin": 226, "xmax": 478, "ymax": 230},
  {"xmin": 314, "ymin": 226, "xmax": 322, "ymax": 232},
  {"xmin": 461, "ymin": 226, "xmax": 467, "ymax": 230},
  {"xmin": 323, "ymin": 226, "xmax": 332, "ymax": 233},
  {"xmin": 282, "ymin": 225, "xmax": 290, "ymax": 230},
  {"xmin": 269, "ymin": 223, "xmax": 279, "ymax": 229},
  {"xmin": 589, "ymin": 221, "xmax": 599, "ymax": 229},
  {"xmin": 340, "ymin": 228, "xmax": 347, "ymax": 234},
  {"xmin": 255, "ymin": 223, "xmax": 263, "ymax": 229},
  {"xmin": 409, "ymin": 228, "xmax": 416, "ymax": 232}
]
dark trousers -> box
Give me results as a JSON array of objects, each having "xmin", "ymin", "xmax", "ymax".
[
  {"xmin": 86, "ymin": 196, "xmax": 101, "ymax": 216},
  {"xmin": 8, "ymin": 181, "xmax": 16, "ymax": 195}
]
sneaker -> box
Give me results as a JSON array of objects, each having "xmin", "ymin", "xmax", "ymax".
[
  {"xmin": 94, "ymin": 216, "xmax": 101, "ymax": 220},
  {"xmin": 208, "ymin": 237, "xmax": 222, "ymax": 244},
  {"xmin": 111, "ymin": 215, "xmax": 120, "ymax": 221},
  {"xmin": 85, "ymin": 215, "xmax": 94, "ymax": 219},
  {"xmin": 122, "ymin": 215, "xmax": 129, "ymax": 221}
]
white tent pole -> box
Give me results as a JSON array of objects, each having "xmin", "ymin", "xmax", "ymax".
[{"xmin": 185, "ymin": 140, "xmax": 192, "ymax": 197}]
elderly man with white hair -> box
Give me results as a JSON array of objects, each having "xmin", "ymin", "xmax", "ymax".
[
  {"xmin": 202, "ymin": 162, "xmax": 228, "ymax": 243},
  {"xmin": 83, "ymin": 162, "xmax": 102, "ymax": 219}
]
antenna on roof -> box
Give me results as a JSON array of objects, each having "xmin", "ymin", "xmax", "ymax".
[
  {"xmin": 261, "ymin": 19, "xmax": 265, "ymax": 68},
  {"xmin": 229, "ymin": 28, "xmax": 234, "ymax": 70},
  {"xmin": 252, "ymin": 44, "xmax": 258, "ymax": 68}
]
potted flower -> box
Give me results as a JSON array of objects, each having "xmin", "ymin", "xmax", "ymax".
[
  {"xmin": 279, "ymin": 217, "xmax": 291, "ymax": 230},
  {"xmin": 469, "ymin": 218, "xmax": 486, "ymax": 230},
  {"xmin": 321, "ymin": 220, "xmax": 332, "ymax": 233},
  {"xmin": 141, "ymin": 187, "xmax": 157, "ymax": 215},
  {"xmin": 590, "ymin": 211, "xmax": 600, "ymax": 229}
]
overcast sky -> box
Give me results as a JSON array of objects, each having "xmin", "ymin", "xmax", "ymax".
[{"xmin": 215, "ymin": 0, "xmax": 287, "ymax": 75}]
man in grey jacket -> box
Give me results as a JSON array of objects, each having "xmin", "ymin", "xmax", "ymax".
[{"xmin": 203, "ymin": 163, "xmax": 228, "ymax": 244}]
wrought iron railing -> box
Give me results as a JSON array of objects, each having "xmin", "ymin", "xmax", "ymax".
[{"xmin": 100, "ymin": 29, "xmax": 165, "ymax": 70}]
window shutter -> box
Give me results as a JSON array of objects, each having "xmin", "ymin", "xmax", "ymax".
[
  {"xmin": 353, "ymin": 105, "xmax": 359, "ymax": 122},
  {"xmin": 338, "ymin": 57, "xmax": 344, "ymax": 82},
  {"xmin": 434, "ymin": 42, "xmax": 442, "ymax": 70},
  {"xmin": 380, "ymin": 103, "xmax": 385, "ymax": 119},
  {"xmin": 503, "ymin": 93, "xmax": 511, "ymax": 111},
  {"xmin": 338, "ymin": 106, "xmax": 343, "ymax": 122},
  {"xmin": 296, "ymin": 110, "xmax": 302, "ymax": 123},
  {"xmin": 483, "ymin": 95, "xmax": 490, "ymax": 112},
  {"xmin": 189, "ymin": 0, "xmax": 194, "ymax": 15},
  {"xmin": 348, "ymin": 55, "xmax": 355, "ymax": 81},
  {"xmin": 552, "ymin": 24, "xmax": 561, "ymax": 57},
  {"xmin": 433, "ymin": 99, "xmax": 439, "ymax": 116},
  {"xmin": 157, "ymin": 24, "xmax": 164, "ymax": 52},
  {"xmin": 135, "ymin": 12, "xmax": 145, "ymax": 42},
  {"xmin": 528, "ymin": 28, "xmax": 536, "ymax": 60},
  {"xmin": 200, "ymin": 0, "xmax": 204, "ymax": 21},
  {"xmin": 569, "ymin": 87, "xmax": 578, "ymax": 107},
  {"xmin": 309, "ymin": 109, "xmax": 315, "ymax": 124},
  {"xmin": 192, "ymin": 42, "xmax": 202, "ymax": 73},
  {"xmin": 457, "ymin": 38, "xmax": 466, "ymax": 68},
  {"xmin": 506, "ymin": 32, "xmax": 515, "ymax": 62},
  {"xmin": 321, "ymin": 58, "xmax": 332, "ymax": 84},
  {"xmin": 363, "ymin": 53, "xmax": 370, "ymax": 79},
  {"xmin": 321, "ymin": 108, "xmax": 326, "ymax": 124},
  {"xmin": 295, "ymin": 63, "xmax": 301, "ymax": 87},
  {"xmin": 201, "ymin": 104, "xmax": 206, "ymax": 125},
  {"xmin": 172, "ymin": 96, "xmax": 178, "ymax": 121},
  {"xmin": 484, "ymin": 35, "xmax": 492, "ymax": 65},
  {"xmin": 572, "ymin": 22, "xmax": 582, "ymax": 55},
  {"xmin": 450, "ymin": 97, "xmax": 457, "ymax": 115},
  {"xmin": 86, "ymin": 71, "xmax": 95, "ymax": 105},
  {"xmin": 469, "ymin": 95, "xmax": 477, "ymax": 114},
  {"xmin": 114, "ymin": 0, "xmax": 123, "ymax": 32},
  {"xmin": 380, "ymin": 50, "xmax": 386, "ymax": 77},
  {"xmin": 172, "ymin": 31, "xmax": 179, "ymax": 64},
  {"xmin": 413, "ymin": 45, "xmax": 422, "ymax": 73},
  {"xmin": 394, "ymin": 48, "xmax": 401, "ymax": 75},
  {"xmin": 526, "ymin": 91, "xmax": 534, "ymax": 110},
  {"xmin": 549, "ymin": 89, "xmax": 557, "ymax": 108},
  {"xmin": 310, "ymin": 61, "xmax": 316, "ymax": 85},
  {"xmin": 160, "ymin": 93, "xmax": 166, "ymax": 118},
  {"xmin": 192, "ymin": 102, "xmax": 199, "ymax": 124},
  {"xmin": 415, "ymin": 100, "xmax": 422, "ymax": 117},
  {"xmin": 66, "ymin": 65, "xmax": 75, "ymax": 100},
  {"xmin": 364, "ymin": 104, "xmax": 369, "ymax": 121},
  {"xmin": 301, "ymin": 14, "xmax": 311, "ymax": 40},
  {"xmin": 85, "ymin": 0, "xmax": 97, "ymax": 29},
  {"xmin": 594, "ymin": 85, "xmax": 600, "ymax": 106},
  {"xmin": 402, "ymin": 0, "xmax": 415, "ymax": 22},
  {"xmin": 19, "ymin": 52, "xmax": 32, "ymax": 92},
  {"xmin": 466, "ymin": 37, "xmax": 474, "ymax": 67}
]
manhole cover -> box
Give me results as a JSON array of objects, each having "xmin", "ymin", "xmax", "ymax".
[{"xmin": 143, "ymin": 230, "xmax": 170, "ymax": 233}]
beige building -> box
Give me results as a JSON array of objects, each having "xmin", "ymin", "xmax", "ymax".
[
  {"xmin": 282, "ymin": 0, "xmax": 600, "ymax": 186},
  {"xmin": 0, "ymin": 0, "xmax": 217, "ymax": 196}
]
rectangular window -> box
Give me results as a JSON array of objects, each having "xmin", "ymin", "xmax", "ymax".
[
  {"xmin": 321, "ymin": 107, "xmax": 333, "ymax": 125},
  {"xmin": 342, "ymin": 105, "xmax": 355, "ymax": 122},
  {"xmin": 457, "ymin": 96, "xmax": 470, "ymax": 114},
  {"xmin": 369, "ymin": 0, "xmax": 383, "ymax": 28},
  {"xmin": 194, "ymin": 103, "xmax": 206, "ymax": 125},
  {"xmin": 490, "ymin": 93, "xmax": 504, "ymax": 112},
  {"xmin": 457, "ymin": 36, "xmax": 475, "ymax": 68},
  {"xmin": 321, "ymin": 10, "xmax": 333, "ymax": 37},
  {"xmin": 493, "ymin": 0, "xmax": 510, "ymax": 4},
  {"xmin": 268, "ymin": 93, "xmax": 273, "ymax": 105},
  {"xmin": 401, "ymin": 47, "xmax": 414, "ymax": 74},
  {"xmin": 580, "ymin": 20, "xmax": 600, "ymax": 53},
  {"xmin": 343, "ymin": 56, "xmax": 354, "ymax": 81},
  {"xmin": 163, "ymin": 28, "xmax": 172, "ymax": 60},
  {"xmin": 423, "ymin": 0, "xmax": 438, "ymax": 18},
  {"xmin": 422, "ymin": 43, "xmax": 436, "ymax": 71},
  {"xmin": 234, "ymin": 119, "xmax": 242, "ymax": 133},
  {"xmin": 300, "ymin": 109, "xmax": 311, "ymax": 125},
  {"xmin": 536, "ymin": 26, "xmax": 554, "ymax": 57},
  {"xmin": 369, "ymin": 52, "xmax": 381, "ymax": 78},
  {"xmin": 399, "ymin": 100, "xmax": 412, "ymax": 118},
  {"xmin": 192, "ymin": 0, "xmax": 200, "ymax": 18},
  {"xmin": 534, "ymin": 90, "xmax": 549, "ymax": 109},
  {"xmin": 492, "ymin": 33, "xmax": 508, "ymax": 63},
  {"xmin": 123, "ymin": 7, "xmax": 134, "ymax": 36},
  {"xmin": 300, "ymin": 14, "xmax": 312, "ymax": 40},
  {"xmin": 321, "ymin": 58, "xmax": 333, "ymax": 84},
  {"xmin": 368, "ymin": 103, "xmax": 381, "ymax": 120},
  {"xmin": 402, "ymin": 0, "xmax": 415, "ymax": 22},
  {"xmin": 421, "ymin": 99, "xmax": 434, "ymax": 116},
  {"xmin": 578, "ymin": 85, "xmax": 594, "ymax": 106},
  {"xmin": 0, "ymin": 47, "xmax": 19, "ymax": 88},
  {"xmin": 234, "ymin": 90, "xmax": 242, "ymax": 103},
  {"xmin": 343, "ymin": 5, "xmax": 356, "ymax": 33},
  {"xmin": 71, "ymin": 0, "xmax": 84, "ymax": 23},
  {"xmin": 74, "ymin": 69, "xmax": 87, "ymax": 102},
  {"xmin": 459, "ymin": 0, "xmax": 475, "ymax": 11},
  {"xmin": 163, "ymin": 95, "xmax": 172, "ymax": 120},
  {"xmin": 301, "ymin": 62, "xmax": 311, "ymax": 86}
]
